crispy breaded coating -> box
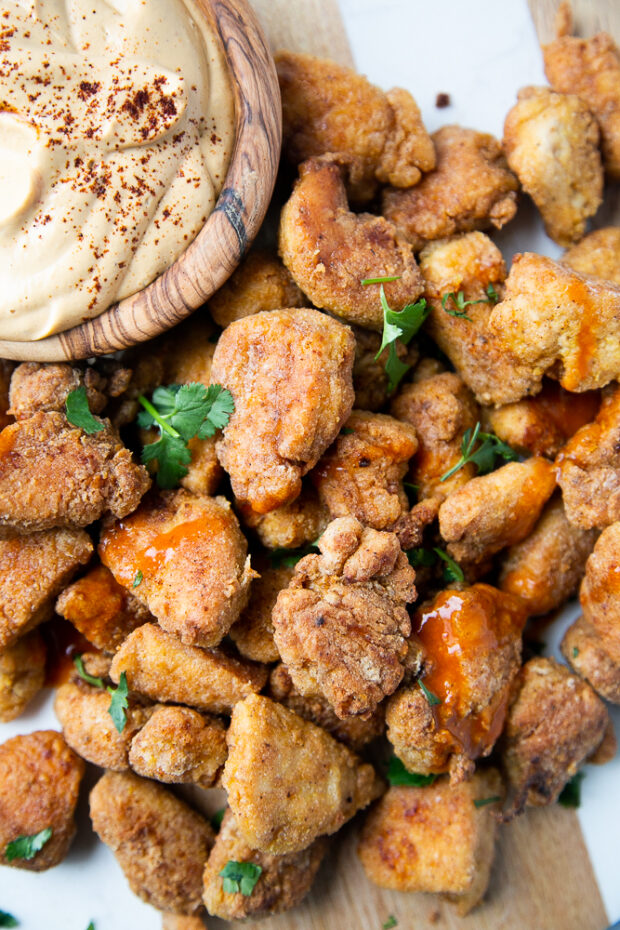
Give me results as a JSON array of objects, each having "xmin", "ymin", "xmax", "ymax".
[
  {"xmin": 100, "ymin": 490, "xmax": 254, "ymax": 649},
  {"xmin": 0, "ymin": 411, "xmax": 150, "ymax": 533},
  {"xmin": 268, "ymin": 663, "xmax": 384, "ymax": 751},
  {"xmin": 110, "ymin": 624, "xmax": 267, "ymax": 715},
  {"xmin": 580, "ymin": 521, "xmax": 620, "ymax": 663},
  {"xmin": 0, "ymin": 730, "xmax": 84, "ymax": 871},
  {"xmin": 312, "ymin": 411, "xmax": 418, "ymax": 530},
  {"xmin": 556, "ymin": 384, "xmax": 620, "ymax": 529},
  {"xmin": 129, "ymin": 706, "xmax": 227, "ymax": 788},
  {"xmin": 0, "ymin": 527, "xmax": 92, "ymax": 650},
  {"xmin": 203, "ymin": 809, "xmax": 327, "ymax": 920},
  {"xmin": 487, "ymin": 253, "xmax": 620, "ymax": 400},
  {"xmin": 208, "ymin": 250, "xmax": 304, "ymax": 328},
  {"xmin": 90, "ymin": 771, "xmax": 214, "ymax": 915},
  {"xmin": 229, "ymin": 563, "xmax": 292, "ymax": 664},
  {"xmin": 438, "ymin": 458, "xmax": 556, "ymax": 572},
  {"xmin": 279, "ymin": 157, "xmax": 424, "ymax": 330},
  {"xmin": 387, "ymin": 585, "xmax": 525, "ymax": 781},
  {"xmin": 222, "ymin": 694, "xmax": 383, "ymax": 855},
  {"xmin": 561, "ymin": 615, "xmax": 620, "ymax": 704},
  {"xmin": 0, "ymin": 630, "xmax": 46, "ymax": 722},
  {"xmin": 272, "ymin": 517, "xmax": 416, "ymax": 719},
  {"xmin": 352, "ymin": 326, "xmax": 418, "ymax": 412},
  {"xmin": 383, "ymin": 126, "xmax": 518, "ymax": 251},
  {"xmin": 563, "ymin": 227, "xmax": 620, "ymax": 284},
  {"xmin": 499, "ymin": 496, "xmax": 596, "ymax": 616},
  {"xmin": 211, "ymin": 308, "xmax": 355, "ymax": 514},
  {"xmin": 391, "ymin": 372, "xmax": 480, "ymax": 501},
  {"xmin": 501, "ymin": 657, "xmax": 608, "ymax": 815},
  {"xmin": 8, "ymin": 362, "xmax": 108, "ymax": 420},
  {"xmin": 483, "ymin": 379, "xmax": 600, "ymax": 458},
  {"xmin": 0, "ymin": 360, "xmax": 15, "ymax": 431},
  {"xmin": 239, "ymin": 484, "xmax": 329, "ymax": 551},
  {"xmin": 358, "ymin": 770, "xmax": 503, "ymax": 914},
  {"xmin": 276, "ymin": 52, "xmax": 434, "ymax": 203},
  {"xmin": 503, "ymin": 86, "xmax": 603, "ymax": 246},
  {"xmin": 544, "ymin": 31, "xmax": 620, "ymax": 179}
]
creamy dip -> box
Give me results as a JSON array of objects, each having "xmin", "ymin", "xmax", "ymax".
[{"xmin": 0, "ymin": 0, "xmax": 234, "ymax": 340}]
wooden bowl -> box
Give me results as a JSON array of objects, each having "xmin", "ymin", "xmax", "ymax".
[{"xmin": 0, "ymin": 0, "xmax": 281, "ymax": 362}]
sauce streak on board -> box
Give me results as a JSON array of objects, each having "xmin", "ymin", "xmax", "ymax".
[{"xmin": 42, "ymin": 616, "xmax": 93, "ymax": 687}]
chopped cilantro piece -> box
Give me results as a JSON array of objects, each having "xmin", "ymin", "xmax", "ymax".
[
  {"xmin": 73, "ymin": 655, "xmax": 104, "ymax": 689},
  {"xmin": 0, "ymin": 911, "xmax": 18, "ymax": 927},
  {"xmin": 382, "ymin": 918, "xmax": 398, "ymax": 930},
  {"xmin": 572, "ymin": 646, "xmax": 579, "ymax": 658},
  {"xmin": 387, "ymin": 757, "xmax": 437, "ymax": 787},
  {"xmin": 341, "ymin": 427, "xmax": 355, "ymax": 435},
  {"xmin": 433, "ymin": 547, "xmax": 464, "ymax": 584},
  {"xmin": 486, "ymin": 282, "xmax": 500, "ymax": 303},
  {"xmin": 132, "ymin": 570, "xmax": 143, "ymax": 589},
  {"xmin": 441, "ymin": 283, "xmax": 499, "ymax": 321},
  {"xmin": 558, "ymin": 772, "xmax": 584, "ymax": 808},
  {"xmin": 85, "ymin": 924, "xmax": 95, "ymax": 930},
  {"xmin": 440, "ymin": 422, "xmax": 518, "ymax": 482},
  {"xmin": 65, "ymin": 386, "xmax": 104, "ymax": 435},
  {"xmin": 406, "ymin": 547, "xmax": 437, "ymax": 568},
  {"xmin": 419, "ymin": 680, "xmax": 441, "ymax": 707},
  {"xmin": 361, "ymin": 275, "xmax": 402, "ymax": 285},
  {"xmin": 220, "ymin": 861, "xmax": 263, "ymax": 896},
  {"xmin": 5, "ymin": 828, "xmax": 52, "ymax": 862},
  {"xmin": 269, "ymin": 542, "xmax": 319, "ymax": 569},
  {"xmin": 375, "ymin": 285, "xmax": 430, "ymax": 393},
  {"xmin": 474, "ymin": 795, "xmax": 502, "ymax": 809},
  {"xmin": 107, "ymin": 672, "xmax": 129, "ymax": 734}
]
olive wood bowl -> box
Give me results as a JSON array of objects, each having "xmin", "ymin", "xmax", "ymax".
[{"xmin": 0, "ymin": 0, "xmax": 281, "ymax": 361}]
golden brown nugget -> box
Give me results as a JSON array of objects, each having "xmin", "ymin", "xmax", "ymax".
[
  {"xmin": 358, "ymin": 770, "xmax": 503, "ymax": 914},
  {"xmin": 222, "ymin": 694, "xmax": 383, "ymax": 855},
  {"xmin": 580, "ymin": 522, "xmax": 620, "ymax": 663},
  {"xmin": 279, "ymin": 157, "xmax": 424, "ymax": 331},
  {"xmin": 0, "ymin": 411, "xmax": 150, "ymax": 533},
  {"xmin": 129, "ymin": 706, "xmax": 227, "ymax": 788},
  {"xmin": 276, "ymin": 52, "xmax": 435, "ymax": 202},
  {"xmin": 503, "ymin": 86, "xmax": 603, "ymax": 245},
  {"xmin": 499, "ymin": 496, "xmax": 597, "ymax": 616},
  {"xmin": 100, "ymin": 490, "xmax": 254, "ymax": 650},
  {"xmin": 501, "ymin": 657, "xmax": 609, "ymax": 815},
  {"xmin": 203, "ymin": 809, "xmax": 327, "ymax": 920},
  {"xmin": 268, "ymin": 663, "xmax": 385, "ymax": 751},
  {"xmin": 229, "ymin": 563, "xmax": 293, "ymax": 664},
  {"xmin": 383, "ymin": 125, "xmax": 518, "ymax": 251},
  {"xmin": 561, "ymin": 615, "xmax": 620, "ymax": 704},
  {"xmin": 238, "ymin": 485, "xmax": 329, "ymax": 552},
  {"xmin": 312, "ymin": 411, "xmax": 418, "ymax": 530},
  {"xmin": 556, "ymin": 385, "xmax": 620, "ymax": 529},
  {"xmin": 110, "ymin": 624, "xmax": 267, "ymax": 715},
  {"xmin": 387, "ymin": 585, "xmax": 525, "ymax": 782},
  {"xmin": 352, "ymin": 327, "xmax": 418, "ymax": 412},
  {"xmin": 0, "ymin": 730, "xmax": 85, "ymax": 871},
  {"xmin": 272, "ymin": 517, "xmax": 416, "ymax": 719},
  {"xmin": 8, "ymin": 362, "xmax": 109, "ymax": 420},
  {"xmin": 0, "ymin": 527, "xmax": 92, "ymax": 650},
  {"xmin": 391, "ymin": 372, "xmax": 480, "ymax": 501},
  {"xmin": 208, "ymin": 250, "xmax": 305, "ymax": 328},
  {"xmin": 0, "ymin": 630, "xmax": 46, "ymax": 722},
  {"xmin": 563, "ymin": 227, "xmax": 620, "ymax": 284},
  {"xmin": 211, "ymin": 308, "xmax": 355, "ymax": 514},
  {"xmin": 438, "ymin": 458, "xmax": 556, "ymax": 572},
  {"xmin": 56, "ymin": 564, "xmax": 152, "ymax": 653},
  {"xmin": 90, "ymin": 771, "xmax": 214, "ymax": 914},
  {"xmin": 544, "ymin": 31, "xmax": 620, "ymax": 179}
]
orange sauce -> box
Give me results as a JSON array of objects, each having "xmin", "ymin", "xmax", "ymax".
[
  {"xmin": 530, "ymin": 379, "xmax": 600, "ymax": 441},
  {"xmin": 43, "ymin": 617, "xmax": 94, "ymax": 687}
]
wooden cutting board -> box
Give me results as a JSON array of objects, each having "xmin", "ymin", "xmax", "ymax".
[{"xmin": 210, "ymin": 2, "xmax": 617, "ymax": 928}]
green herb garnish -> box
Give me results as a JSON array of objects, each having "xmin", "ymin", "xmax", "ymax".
[
  {"xmin": 440, "ymin": 422, "xmax": 518, "ymax": 482},
  {"xmin": 441, "ymin": 283, "xmax": 499, "ymax": 321},
  {"xmin": 269, "ymin": 542, "xmax": 319, "ymax": 569},
  {"xmin": 382, "ymin": 918, "xmax": 398, "ymax": 930},
  {"xmin": 387, "ymin": 757, "xmax": 437, "ymax": 787},
  {"xmin": 572, "ymin": 647, "xmax": 579, "ymax": 658},
  {"xmin": 558, "ymin": 772, "xmax": 584, "ymax": 808},
  {"xmin": 485, "ymin": 282, "xmax": 499, "ymax": 303},
  {"xmin": 5, "ymin": 828, "xmax": 52, "ymax": 863},
  {"xmin": 132, "ymin": 570, "xmax": 143, "ymax": 589},
  {"xmin": 65, "ymin": 386, "xmax": 105, "ymax": 435},
  {"xmin": 375, "ymin": 285, "xmax": 430, "ymax": 393},
  {"xmin": 85, "ymin": 923, "xmax": 95, "ymax": 930},
  {"xmin": 474, "ymin": 795, "xmax": 502, "ymax": 809},
  {"xmin": 73, "ymin": 654, "xmax": 104, "ymax": 689},
  {"xmin": 434, "ymin": 547, "xmax": 464, "ymax": 584},
  {"xmin": 361, "ymin": 275, "xmax": 402, "ymax": 285},
  {"xmin": 211, "ymin": 808, "xmax": 226, "ymax": 830},
  {"xmin": 108, "ymin": 672, "xmax": 129, "ymax": 734},
  {"xmin": 406, "ymin": 547, "xmax": 437, "ymax": 568},
  {"xmin": 406, "ymin": 546, "xmax": 464, "ymax": 583},
  {"xmin": 341, "ymin": 427, "xmax": 355, "ymax": 435},
  {"xmin": 419, "ymin": 680, "xmax": 442, "ymax": 707},
  {"xmin": 138, "ymin": 383, "xmax": 234, "ymax": 489},
  {"xmin": 220, "ymin": 861, "xmax": 263, "ymax": 896},
  {"xmin": 0, "ymin": 911, "xmax": 18, "ymax": 927}
]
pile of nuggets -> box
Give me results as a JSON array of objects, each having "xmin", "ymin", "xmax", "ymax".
[{"xmin": 3, "ymin": 6, "xmax": 620, "ymax": 924}]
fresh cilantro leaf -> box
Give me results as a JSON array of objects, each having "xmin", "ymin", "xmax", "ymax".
[
  {"xmin": 486, "ymin": 282, "xmax": 499, "ymax": 303},
  {"xmin": 85, "ymin": 923, "xmax": 95, "ymax": 930},
  {"xmin": 382, "ymin": 918, "xmax": 398, "ymax": 930},
  {"xmin": 375, "ymin": 285, "xmax": 430, "ymax": 393},
  {"xmin": 474, "ymin": 795, "xmax": 502, "ymax": 809},
  {"xmin": 406, "ymin": 547, "xmax": 437, "ymax": 568},
  {"xmin": 142, "ymin": 433, "xmax": 192, "ymax": 489},
  {"xmin": 73, "ymin": 655, "xmax": 104, "ymax": 689},
  {"xmin": 419, "ymin": 680, "xmax": 441, "ymax": 706},
  {"xmin": 440, "ymin": 422, "xmax": 518, "ymax": 482},
  {"xmin": 341, "ymin": 427, "xmax": 355, "ymax": 435},
  {"xmin": 197, "ymin": 385, "xmax": 236, "ymax": 438},
  {"xmin": 65, "ymin": 386, "xmax": 104, "ymax": 435},
  {"xmin": 211, "ymin": 808, "xmax": 226, "ymax": 830},
  {"xmin": 269, "ymin": 542, "xmax": 319, "ymax": 569},
  {"xmin": 220, "ymin": 861, "xmax": 262, "ymax": 896},
  {"xmin": 0, "ymin": 911, "xmax": 18, "ymax": 927},
  {"xmin": 441, "ymin": 284, "xmax": 499, "ymax": 321},
  {"xmin": 107, "ymin": 672, "xmax": 129, "ymax": 734},
  {"xmin": 132, "ymin": 570, "xmax": 143, "ymax": 589},
  {"xmin": 573, "ymin": 646, "xmax": 579, "ymax": 658},
  {"xmin": 361, "ymin": 275, "xmax": 402, "ymax": 285},
  {"xmin": 433, "ymin": 547, "xmax": 464, "ymax": 584},
  {"xmin": 387, "ymin": 757, "xmax": 437, "ymax": 787},
  {"xmin": 5, "ymin": 828, "xmax": 52, "ymax": 862},
  {"xmin": 558, "ymin": 772, "xmax": 584, "ymax": 808}
]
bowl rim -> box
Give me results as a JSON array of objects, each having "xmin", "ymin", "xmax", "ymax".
[{"xmin": 0, "ymin": 0, "xmax": 282, "ymax": 362}]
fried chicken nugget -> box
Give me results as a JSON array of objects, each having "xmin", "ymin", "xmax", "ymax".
[
  {"xmin": 358, "ymin": 770, "xmax": 503, "ymax": 915},
  {"xmin": 556, "ymin": 384, "xmax": 620, "ymax": 529},
  {"xmin": 229, "ymin": 563, "xmax": 292, "ymax": 664},
  {"xmin": 563, "ymin": 227, "xmax": 620, "ymax": 284},
  {"xmin": 203, "ymin": 809, "xmax": 328, "ymax": 920},
  {"xmin": 7, "ymin": 361, "xmax": 120, "ymax": 422},
  {"xmin": 100, "ymin": 491, "xmax": 254, "ymax": 649},
  {"xmin": 544, "ymin": 31, "xmax": 620, "ymax": 179},
  {"xmin": 90, "ymin": 771, "xmax": 214, "ymax": 915},
  {"xmin": 211, "ymin": 308, "xmax": 355, "ymax": 514},
  {"xmin": 109, "ymin": 624, "xmax": 267, "ymax": 715},
  {"xmin": 499, "ymin": 496, "xmax": 597, "ymax": 616},
  {"xmin": 501, "ymin": 657, "xmax": 609, "ymax": 815},
  {"xmin": 0, "ymin": 411, "xmax": 150, "ymax": 533},
  {"xmin": 503, "ymin": 86, "xmax": 603, "ymax": 246},
  {"xmin": 238, "ymin": 484, "xmax": 329, "ymax": 551},
  {"xmin": 438, "ymin": 458, "xmax": 556, "ymax": 573},
  {"xmin": 352, "ymin": 326, "xmax": 418, "ymax": 412},
  {"xmin": 129, "ymin": 705, "xmax": 227, "ymax": 789},
  {"xmin": 383, "ymin": 126, "xmax": 518, "ymax": 252},
  {"xmin": 580, "ymin": 521, "xmax": 620, "ymax": 663},
  {"xmin": 279, "ymin": 157, "xmax": 424, "ymax": 331},
  {"xmin": 0, "ymin": 630, "xmax": 46, "ymax": 722},
  {"xmin": 0, "ymin": 730, "xmax": 84, "ymax": 871},
  {"xmin": 222, "ymin": 694, "xmax": 383, "ymax": 855},
  {"xmin": 276, "ymin": 52, "xmax": 435, "ymax": 203},
  {"xmin": 272, "ymin": 516, "xmax": 416, "ymax": 719},
  {"xmin": 561, "ymin": 615, "xmax": 620, "ymax": 704},
  {"xmin": 0, "ymin": 527, "xmax": 92, "ymax": 650},
  {"xmin": 208, "ymin": 250, "xmax": 305, "ymax": 328},
  {"xmin": 386, "ymin": 585, "xmax": 525, "ymax": 782}
]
